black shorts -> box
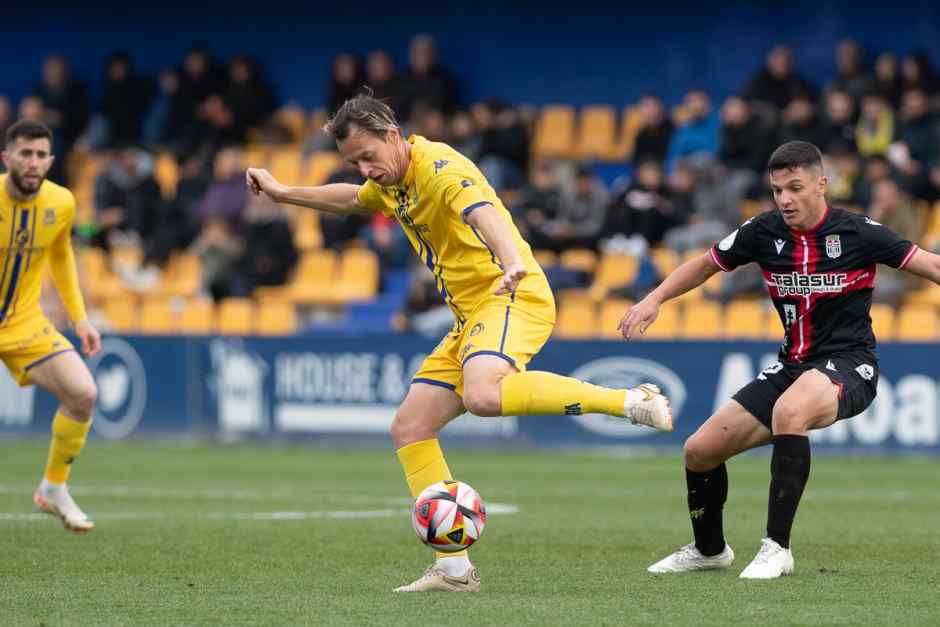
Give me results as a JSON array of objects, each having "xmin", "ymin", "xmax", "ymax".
[{"xmin": 732, "ymin": 352, "xmax": 879, "ymax": 433}]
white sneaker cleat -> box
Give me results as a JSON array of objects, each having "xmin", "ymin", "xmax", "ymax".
[
  {"xmin": 648, "ymin": 542, "xmax": 735, "ymax": 573},
  {"xmin": 34, "ymin": 483, "xmax": 95, "ymax": 534},
  {"xmin": 739, "ymin": 538, "xmax": 794, "ymax": 579},
  {"xmin": 393, "ymin": 564, "xmax": 481, "ymax": 592},
  {"xmin": 625, "ymin": 383, "xmax": 673, "ymax": 431}
]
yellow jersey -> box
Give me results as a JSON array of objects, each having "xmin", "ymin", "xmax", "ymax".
[
  {"xmin": 0, "ymin": 174, "xmax": 86, "ymax": 330},
  {"xmin": 356, "ymin": 135, "xmax": 545, "ymax": 326}
]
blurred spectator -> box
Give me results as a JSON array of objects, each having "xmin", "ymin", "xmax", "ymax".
[
  {"xmin": 181, "ymin": 94, "xmax": 244, "ymax": 159},
  {"xmin": 413, "ymin": 106, "xmax": 449, "ymax": 142},
  {"xmin": 225, "ymin": 55, "xmax": 275, "ymax": 132},
  {"xmin": 826, "ymin": 39, "xmax": 872, "ymax": 103},
  {"xmin": 514, "ymin": 161, "xmax": 562, "ymax": 250},
  {"xmin": 328, "ymin": 53, "xmax": 364, "ymax": 113},
  {"xmin": 92, "ymin": 146, "xmax": 164, "ymax": 251},
  {"xmin": 867, "ymin": 179, "xmax": 920, "ymax": 305},
  {"xmin": 320, "ymin": 164, "xmax": 369, "ymax": 250},
  {"xmin": 632, "ymin": 95, "xmax": 674, "ymax": 165},
  {"xmin": 744, "ymin": 45, "xmax": 817, "ymax": 112},
  {"xmin": 474, "ymin": 100, "xmax": 529, "ymax": 190},
  {"xmin": 178, "ymin": 45, "xmax": 225, "ymax": 119},
  {"xmin": 605, "ymin": 160, "xmax": 678, "ymax": 247},
  {"xmin": 921, "ymin": 161, "xmax": 940, "ymax": 205},
  {"xmin": 196, "ymin": 146, "xmax": 249, "ymax": 234},
  {"xmin": 99, "ymin": 52, "xmax": 153, "ymax": 147},
  {"xmin": 366, "ymin": 50, "xmax": 406, "ymax": 117},
  {"xmin": 900, "ymin": 50, "xmax": 940, "ymax": 99},
  {"xmin": 871, "ymin": 52, "xmax": 903, "ymax": 108},
  {"xmin": 889, "ymin": 88, "xmax": 937, "ymax": 178},
  {"xmin": 401, "ymin": 34, "xmax": 457, "ymax": 122},
  {"xmin": 666, "ymin": 90, "xmax": 719, "ymax": 171},
  {"xmin": 449, "ymin": 111, "xmax": 481, "ymax": 162},
  {"xmin": 393, "ymin": 264, "xmax": 452, "ymax": 337},
  {"xmin": 777, "ymin": 94, "xmax": 825, "ymax": 148},
  {"xmin": 0, "ymin": 95, "xmax": 11, "ymax": 143},
  {"xmin": 364, "ymin": 213, "xmax": 411, "ymax": 269},
  {"xmin": 18, "ymin": 95, "xmax": 46, "ymax": 122},
  {"xmin": 32, "ymin": 54, "xmax": 89, "ymax": 159},
  {"xmin": 537, "ymin": 166, "xmax": 609, "ymax": 251},
  {"xmin": 209, "ymin": 194, "xmax": 298, "ymax": 301},
  {"xmin": 856, "ymin": 93, "xmax": 894, "ymax": 157},
  {"xmin": 192, "ymin": 215, "xmax": 244, "ymax": 299},
  {"xmin": 825, "ymin": 147, "xmax": 866, "ymax": 210},
  {"xmin": 143, "ymin": 67, "xmax": 191, "ymax": 149},
  {"xmin": 718, "ymin": 96, "xmax": 772, "ymax": 174},
  {"xmin": 820, "ymin": 90, "xmax": 858, "ymax": 153}
]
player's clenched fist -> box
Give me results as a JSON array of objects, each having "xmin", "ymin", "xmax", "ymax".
[
  {"xmin": 246, "ymin": 168, "xmax": 285, "ymax": 200},
  {"xmin": 619, "ymin": 297, "xmax": 660, "ymax": 340}
]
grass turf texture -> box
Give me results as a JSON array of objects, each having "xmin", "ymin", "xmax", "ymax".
[{"xmin": 0, "ymin": 441, "xmax": 937, "ymax": 626}]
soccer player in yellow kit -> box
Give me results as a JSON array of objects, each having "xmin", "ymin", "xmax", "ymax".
[
  {"xmin": 1, "ymin": 120, "xmax": 100, "ymax": 532},
  {"xmin": 247, "ymin": 95, "xmax": 672, "ymax": 591}
]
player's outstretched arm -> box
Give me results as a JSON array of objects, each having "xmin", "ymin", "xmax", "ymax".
[
  {"xmin": 619, "ymin": 252, "xmax": 720, "ymax": 340},
  {"xmin": 245, "ymin": 168, "xmax": 370, "ymax": 214},
  {"xmin": 899, "ymin": 248, "xmax": 940, "ymax": 284},
  {"xmin": 464, "ymin": 202, "xmax": 527, "ymax": 294}
]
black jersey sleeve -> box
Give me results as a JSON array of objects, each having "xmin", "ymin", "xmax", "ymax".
[
  {"xmin": 858, "ymin": 216, "xmax": 918, "ymax": 268},
  {"xmin": 709, "ymin": 217, "xmax": 758, "ymax": 271}
]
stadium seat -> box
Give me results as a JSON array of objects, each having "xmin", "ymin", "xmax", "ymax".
[
  {"xmin": 869, "ymin": 303, "xmax": 896, "ymax": 341},
  {"xmin": 332, "ymin": 248, "xmax": 380, "ymax": 302},
  {"xmin": 273, "ymin": 105, "xmax": 308, "ymax": 142},
  {"xmin": 138, "ymin": 298, "xmax": 177, "ymax": 334},
  {"xmin": 555, "ymin": 300, "xmax": 597, "ymax": 339},
  {"xmin": 292, "ymin": 210, "xmax": 322, "ymax": 251},
  {"xmin": 104, "ymin": 298, "xmax": 138, "ymax": 333},
  {"xmin": 599, "ymin": 299, "xmax": 632, "ymax": 338},
  {"xmin": 301, "ymin": 152, "xmax": 344, "ymax": 186},
  {"xmin": 905, "ymin": 281, "xmax": 940, "ymax": 306},
  {"xmin": 638, "ymin": 302, "xmax": 679, "ymax": 339},
  {"xmin": 180, "ymin": 299, "xmax": 216, "ymax": 335},
  {"xmin": 256, "ymin": 300, "xmax": 299, "ymax": 335},
  {"xmin": 590, "ymin": 254, "xmax": 638, "ymax": 300},
  {"xmin": 559, "ymin": 249, "xmax": 598, "ymax": 274},
  {"xmin": 681, "ymin": 301, "xmax": 722, "ymax": 339},
  {"xmin": 153, "ymin": 152, "xmax": 180, "ymax": 199},
  {"xmin": 764, "ymin": 307, "xmax": 785, "ymax": 340},
  {"xmin": 155, "ymin": 252, "xmax": 201, "ymax": 298},
  {"xmin": 269, "ymin": 150, "xmax": 303, "ymax": 184},
  {"xmin": 613, "ymin": 105, "xmax": 643, "ymax": 161},
  {"xmin": 649, "ymin": 247, "xmax": 679, "ymax": 279},
  {"xmin": 532, "ymin": 105, "xmax": 576, "ymax": 159},
  {"xmin": 896, "ymin": 305, "xmax": 939, "ymax": 341},
  {"xmin": 285, "ymin": 249, "xmax": 339, "ymax": 303},
  {"xmin": 217, "ymin": 298, "xmax": 256, "ymax": 335},
  {"xmin": 723, "ymin": 300, "xmax": 767, "ymax": 339},
  {"xmin": 576, "ymin": 105, "xmax": 617, "ymax": 160},
  {"xmin": 533, "ymin": 250, "xmax": 557, "ymax": 268}
]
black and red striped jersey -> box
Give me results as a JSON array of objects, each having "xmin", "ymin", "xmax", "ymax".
[{"xmin": 710, "ymin": 206, "xmax": 918, "ymax": 363}]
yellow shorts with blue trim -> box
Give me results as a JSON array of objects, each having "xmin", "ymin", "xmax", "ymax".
[
  {"xmin": 412, "ymin": 275, "xmax": 556, "ymax": 397},
  {"xmin": 0, "ymin": 316, "xmax": 75, "ymax": 386}
]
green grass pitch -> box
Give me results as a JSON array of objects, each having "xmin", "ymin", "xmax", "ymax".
[{"xmin": 0, "ymin": 441, "xmax": 937, "ymax": 625}]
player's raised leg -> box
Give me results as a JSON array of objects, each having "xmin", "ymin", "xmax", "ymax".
[
  {"xmin": 391, "ymin": 380, "xmax": 480, "ymax": 592},
  {"xmin": 648, "ymin": 400, "xmax": 771, "ymax": 573},
  {"xmin": 27, "ymin": 350, "xmax": 98, "ymax": 533},
  {"xmin": 739, "ymin": 369, "xmax": 838, "ymax": 579}
]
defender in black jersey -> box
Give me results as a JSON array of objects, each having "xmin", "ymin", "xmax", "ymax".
[{"xmin": 619, "ymin": 141, "xmax": 940, "ymax": 579}]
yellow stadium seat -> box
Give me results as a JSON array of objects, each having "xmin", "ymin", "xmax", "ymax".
[
  {"xmin": 104, "ymin": 298, "xmax": 137, "ymax": 333},
  {"xmin": 269, "ymin": 150, "xmax": 303, "ymax": 184},
  {"xmin": 217, "ymin": 298, "xmax": 256, "ymax": 335},
  {"xmin": 153, "ymin": 152, "xmax": 180, "ymax": 199},
  {"xmin": 180, "ymin": 299, "xmax": 216, "ymax": 335},
  {"xmin": 301, "ymin": 152, "xmax": 344, "ymax": 186},
  {"xmin": 681, "ymin": 301, "xmax": 723, "ymax": 339},
  {"xmin": 765, "ymin": 307, "xmax": 785, "ymax": 340},
  {"xmin": 273, "ymin": 106, "xmax": 308, "ymax": 142},
  {"xmin": 576, "ymin": 105, "xmax": 617, "ymax": 160},
  {"xmin": 533, "ymin": 250, "xmax": 557, "ymax": 268},
  {"xmin": 138, "ymin": 298, "xmax": 177, "ymax": 334},
  {"xmin": 243, "ymin": 144, "xmax": 272, "ymax": 169},
  {"xmin": 256, "ymin": 301, "xmax": 299, "ymax": 336},
  {"xmin": 555, "ymin": 301, "xmax": 597, "ymax": 339},
  {"xmin": 639, "ymin": 302, "xmax": 680, "ymax": 339},
  {"xmin": 896, "ymin": 305, "xmax": 939, "ymax": 341},
  {"xmin": 616, "ymin": 105, "xmax": 644, "ymax": 161},
  {"xmin": 650, "ymin": 247, "xmax": 679, "ymax": 279},
  {"xmin": 869, "ymin": 303, "xmax": 896, "ymax": 342},
  {"xmin": 285, "ymin": 249, "xmax": 339, "ymax": 303},
  {"xmin": 559, "ymin": 249, "xmax": 598, "ymax": 274},
  {"xmin": 905, "ymin": 281, "xmax": 940, "ymax": 306},
  {"xmin": 332, "ymin": 248, "xmax": 380, "ymax": 302},
  {"xmin": 590, "ymin": 254, "xmax": 638, "ymax": 299},
  {"xmin": 599, "ymin": 299, "xmax": 632, "ymax": 339},
  {"xmin": 155, "ymin": 253, "xmax": 201, "ymax": 298},
  {"xmin": 723, "ymin": 300, "xmax": 767, "ymax": 339},
  {"xmin": 293, "ymin": 210, "xmax": 322, "ymax": 251},
  {"xmin": 532, "ymin": 105, "xmax": 576, "ymax": 159}
]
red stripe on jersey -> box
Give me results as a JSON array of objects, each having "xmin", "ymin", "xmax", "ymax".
[
  {"xmin": 709, "ymin": 246, "xmax": 731, "ymax": 272},
  {"xmin": 787, "ymin": 234, "xmax": 805, "ymax": 361},
  {"xmin": 841, "ymin": 266, "xmax": 876, "ymax": 292},
  {"xmin": 899, "ymin": 244, "xmax": 919, "ymax": 269}
]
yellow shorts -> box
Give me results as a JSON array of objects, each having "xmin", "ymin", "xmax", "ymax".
[
  {"xmin": 413, "ymin": 274, "xmax": 556, "ymax": 397},
  {"xmin": 0, "ymin": 317, "xmax": 75, "ymax": 386}
]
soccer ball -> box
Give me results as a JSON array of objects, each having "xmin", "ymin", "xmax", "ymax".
[{"xmin": 411, "ymin": 480, "xmax": 486, "ymax": 553}]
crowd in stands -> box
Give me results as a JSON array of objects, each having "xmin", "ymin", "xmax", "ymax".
[{"xmin": 3, "ymin": 36, "xmax": 940, "ymax": 336}]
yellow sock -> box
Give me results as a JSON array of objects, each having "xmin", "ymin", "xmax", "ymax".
[
  {"xmin": 396, "ymin": 438, "xmax": 468, "ymax": 560},
  {"xmin": 44, "ymin": 411, "xmax": 92, "ymax": 484},
  {"xmin": 500, "ymin": 370, "xmax": 627, "ymax": 417}
]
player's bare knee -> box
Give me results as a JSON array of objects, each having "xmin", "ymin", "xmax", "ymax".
[
  {"xmin": 683, "ymin": 435, "xmax": 720, "ymax": 472},
  {"xmin": 461, "ymin": 385, "xmax": 500, "ymax": 417},
  {"xmin": 390, "ymin": 412, "xmax": 436, "ymax": 448},
  {"xmin": 771, "ymin": 399, "xmax": 808, "ymax": 434},
  {"xmin": 65, "ymin": 382, "xmax": 97, "ymax": 421}
]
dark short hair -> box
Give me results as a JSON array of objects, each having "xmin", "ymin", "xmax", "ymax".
[
  {"xmin": 323, "ymin": 90, "xmax": 399, "ymax": 142},
  {"xmin": 5, "ymin": 119, "xmax": 53, "ymax": 149},
  {"xmin": 767, "ymin": 140, "xmax": 823, "ymax": 173}
]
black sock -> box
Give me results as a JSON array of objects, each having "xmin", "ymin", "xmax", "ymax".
[
  {"xmin": 767, "ymin": 434, "xmax": 811, "ymax": 549},
  {"xmin": 686, "ymin": 463, "xmax": 728, "ymax": 556}
]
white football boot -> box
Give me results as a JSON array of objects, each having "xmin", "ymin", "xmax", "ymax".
[
  {"xmin": 647, "ymin": 542, "xmax": 735, "ymax": 573},
  {"xmin": 393, "ymin": 563, "xmax": 481, "ymax": 592},
  {"xmin": 34, "ymin": 482, "xmax": 95, "ymax": 533},
  {"xmin": 738, "ymin": 538, "xmax": 794, "ymax": 579},
  {"xmin": 624, "ymin": 383, "xmax": 673, "ymax": 431}
]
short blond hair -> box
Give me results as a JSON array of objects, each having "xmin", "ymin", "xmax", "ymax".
[{"xmin": 322, "ymin": 91, "xmax": 399, "ymax": 141}]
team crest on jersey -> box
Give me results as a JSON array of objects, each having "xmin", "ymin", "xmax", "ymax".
[
  {"xmin": 825, "ymin": 234, "xmax": 842, "ymax": 258},
  {"xmin": 433, "ymin": 159, "xmax": 450, "ymax": 174},
  {"xmin": 44, "ymin": 208, "xmax": 55, "ymax": 225}
]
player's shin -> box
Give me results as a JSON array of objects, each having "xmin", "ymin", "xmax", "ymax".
[
  {"xmin": 44, "ymin": 410, "xmax": 92, "ymax": 484},
  {"xmin": 395, "ymin": 438, "xmax": 470, "ymax": 565},
  {"xmin": 499, "ymin": 371, "xmax": 626, "ymax": 416},
  {"xmin": 687, "ymin": 464, "xmax": 728, "ymax": 556},
  {"xmin": 766, "ymin": 435, "xmax": 811, "ymax": 549}
]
